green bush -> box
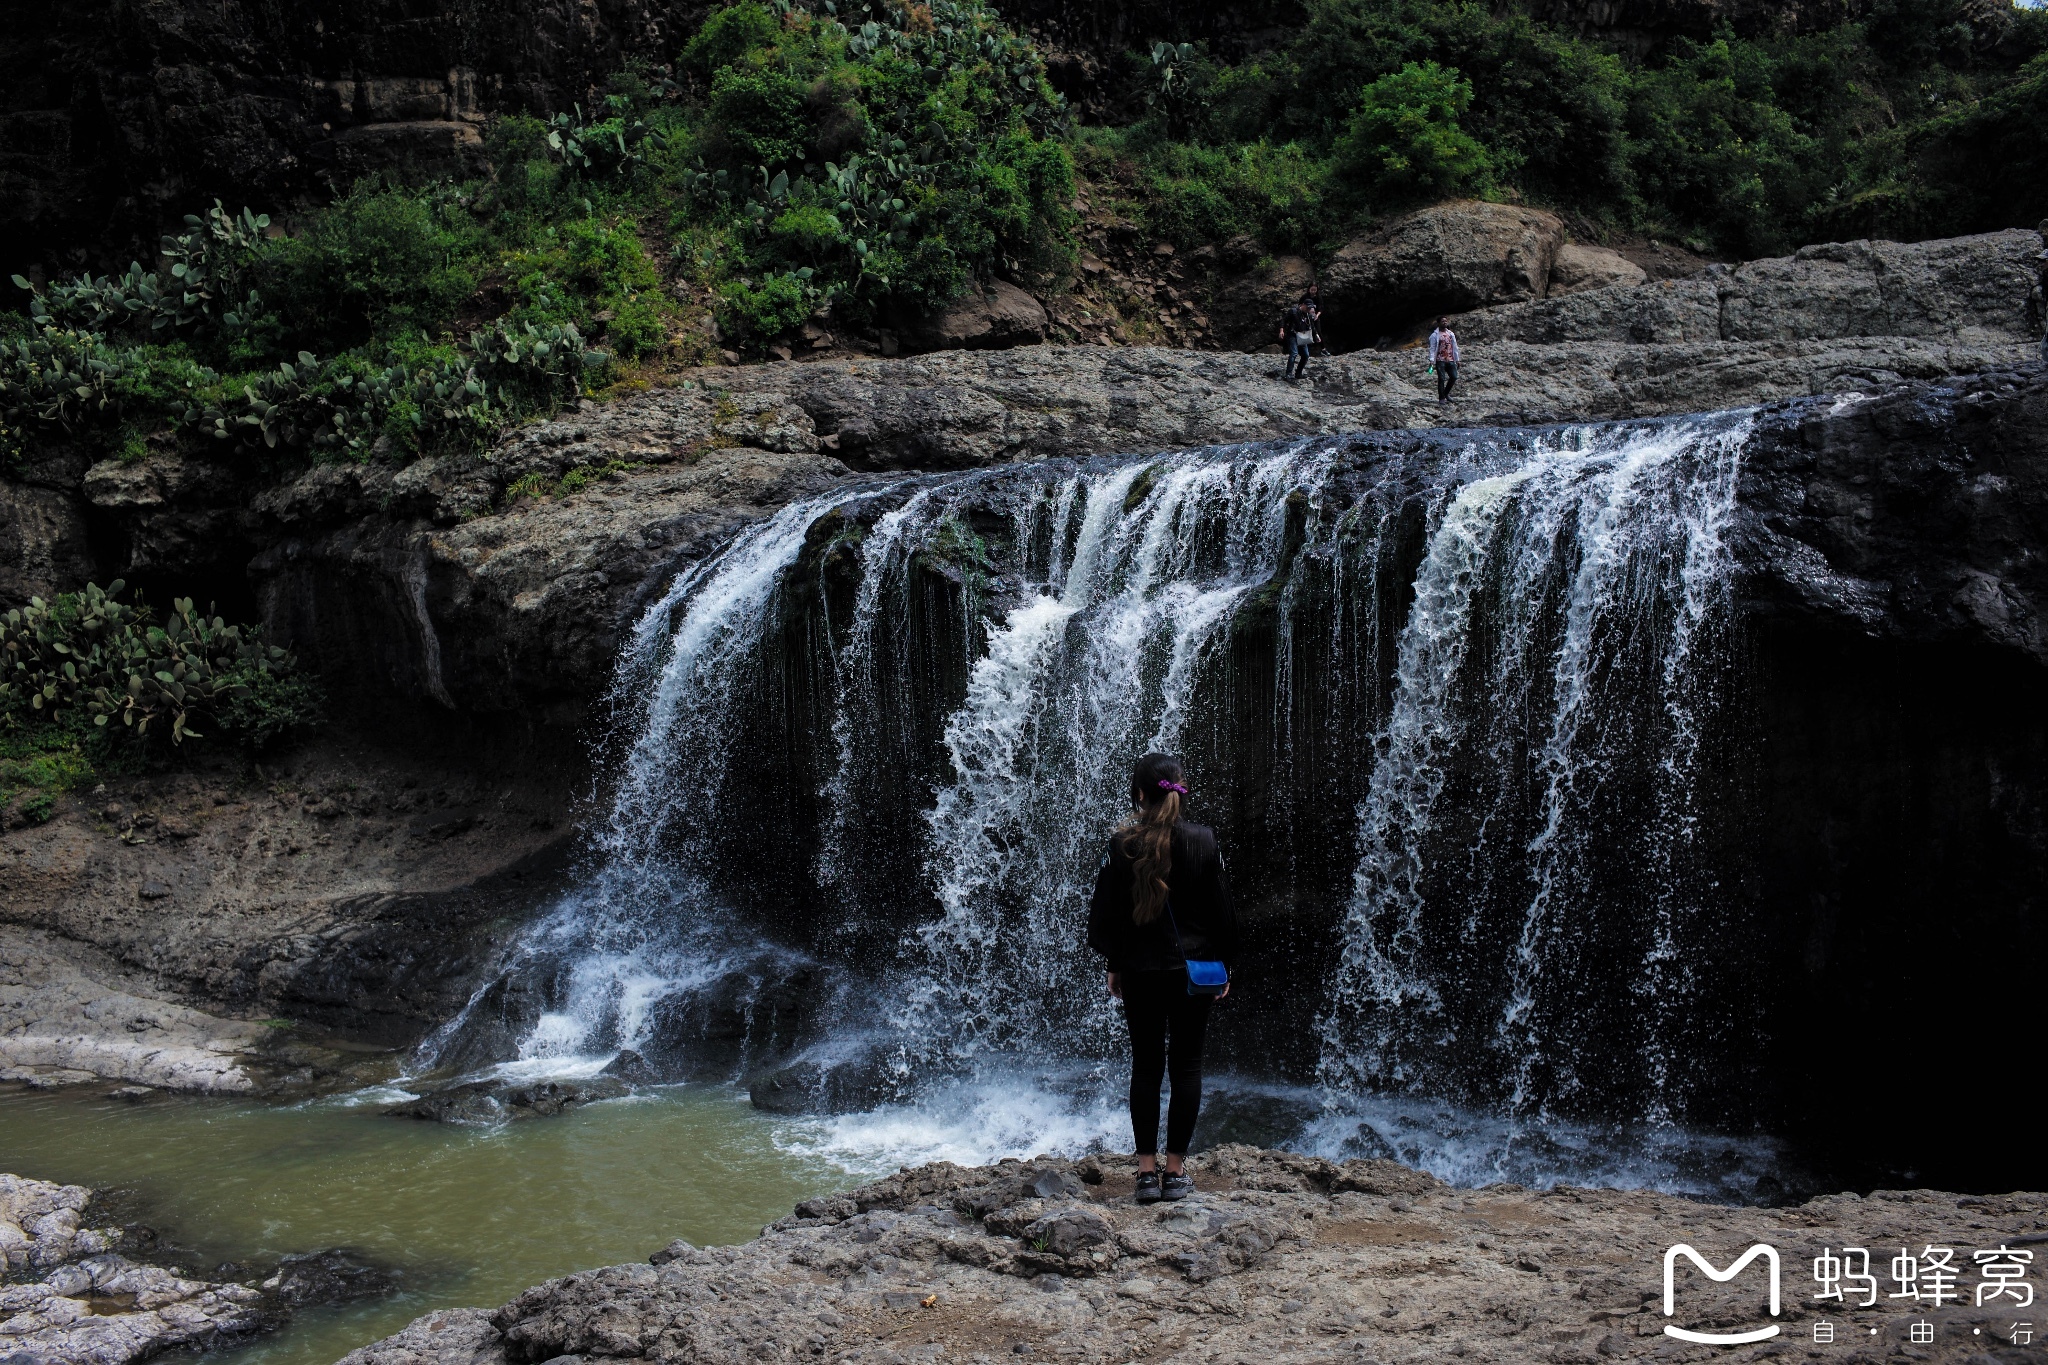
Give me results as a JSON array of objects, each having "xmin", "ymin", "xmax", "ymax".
[
  {"xmin": 1333, "ymin": 61, "xmax": 1492, "ymax": 205},
  {"xmin": 683, "ymin": 2, "xmax": 780, "ymax": 75},
  {"xmin": 251, "ymin": 183, "xmax": 481, "ymax": 354},
  {"xmin": 0, "ymin": 581, "xmax": 312, "ymax": 748},
  {"xmin": 718, "ymin": 274, "xmax": 812, "ymax": 342},
  {"xmin": 1111, "ymin": 0, "xmax": 2047, "ymax": 258},
  {"xmin": 709, "ymin": 68, "xmax": 815, "ymax": 169},
  {"xmin": 678, "ymin": 0, "xmax": 1073, "ymax": 332}
]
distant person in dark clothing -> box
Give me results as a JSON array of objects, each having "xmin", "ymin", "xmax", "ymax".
[
  {"xmin": 1427, "ymin": 316, "xmax": 1461, "ymax": 402},
  {"xmin": 1280, "ymin": 293, "xmax": 1320, "ymax": 381},
  {"xmin": 1087, "ymin": 752, "xmax": 1238, "ymax": 1204}
]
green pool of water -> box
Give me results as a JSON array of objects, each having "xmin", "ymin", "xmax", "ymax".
[{"xmin": 0, "ymin": 1083, "xmax": 863, "ymax": 1365}]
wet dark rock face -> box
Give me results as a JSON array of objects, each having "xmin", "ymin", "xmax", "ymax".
[
  {"xmin": 262, "ymin": 1248, "xmax": 402, "ymax": 1308},
  {"xmin": 1729, "ymin": 374, "xmax": 2048, "ymax": 1190},
  {"xmin": 2, "ymin": 0, "xmax": 711, "ymax": 270},
  {"xmin": 385, "ymin": 1076, "xmax": 630, "ymax": 1123}
]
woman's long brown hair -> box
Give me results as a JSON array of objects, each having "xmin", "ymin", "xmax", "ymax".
[{"xmin": 1117, "ymin": 753, "xmax": 1185, "ymax": 924}]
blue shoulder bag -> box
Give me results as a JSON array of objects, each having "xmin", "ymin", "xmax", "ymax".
[{"xmin": 1165, "ymin": 902, "xmax": 1229, "ymax": 997}]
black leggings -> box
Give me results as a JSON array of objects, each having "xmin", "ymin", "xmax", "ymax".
[
  {"xmin": 1436, "ymin": 361, "xmax": 1459, "ymax": 401},
  {"xmin": 1121, "ymin": 969, "xmax": 1214, "ymax": 1155}
]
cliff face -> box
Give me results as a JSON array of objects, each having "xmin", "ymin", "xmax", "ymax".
[
  {"xmin": 6, "ymin": 226, "xmax": 2037, "ymax": 722},
  {"xmin": 0, "ymin": 0, "xmax": 708, "ymax": 271}
]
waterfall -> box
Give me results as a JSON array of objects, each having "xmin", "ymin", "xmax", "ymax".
[{"xmin": 425, "ymin": 411, "xmax": 1775, "ymax": 1195}]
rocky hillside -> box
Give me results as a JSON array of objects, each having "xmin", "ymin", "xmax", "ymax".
[
  {"xmin": 0, "ymin": 0, "xmax": 1938, "ymax": 270},
  {"xmin": 339, "ymin": 1146, "xmax": 2048, "ymax": 1365},
  {"xmin": 1, "ymin": 0, "xmax": 710, "ymax": 267}
]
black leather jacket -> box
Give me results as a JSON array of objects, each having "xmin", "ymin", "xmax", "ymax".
[{"xmin": 1085, "ymin": 821, "xmax": 1239, "ymax": 973}]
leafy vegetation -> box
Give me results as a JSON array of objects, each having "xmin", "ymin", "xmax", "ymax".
[
  {"xmin": 3, "ymin": 0, "xmax": 2042, "ymax": 482},
  {"xmin": 1104, "ymin": 0, "xmax": 2048, "ymax": 259},
  {"xmin": 1, "ymin": 581, "xmax": 317, "ymax": 747},
  {"xmin": 3, "ymin": 0, "xmax": 1076, "ymax": 474},
  {"xmin": 0, "ymin": 582, "xmax": 322, "ymax": 817}
]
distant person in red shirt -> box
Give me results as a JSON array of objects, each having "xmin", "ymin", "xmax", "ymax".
[{"xmin": 1428, "ymin": 317, "xmax": 1461, "ymax": 402}]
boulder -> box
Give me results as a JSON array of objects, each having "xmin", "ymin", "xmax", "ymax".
[
  {"xmin": 633, "ymin": 953, "xmax": 823, "ymax": 1083},
  {"xmin": 1319, "ymin": 200, "xmax": 1566, "ymax": 347},
  {"xmin": 746, "ymin": 1050, "xmax": 900, "ymax": 1115},
  {"xmin": 1718, "ymin": 229, "xmax": 2042, "ymax": 343},
  {"xmin": 261, "ymin": 1248, "xmax": 401, "ymax": 1307},
  {"xmin": 905, "ymin": 279, "xmax": 1049, "ymax": 351},
  {"xmin": 1546, "ymin": 242, "xmax": 1647, "ymax": 295},
  {"xmin": 1453, "ymin": 227, "xmax": 2044, "ymax": 347},
  {"xmin": 383, "ymin": 1076, "xmax": 628, "ymax": 1124},
  {"xmin": 1451, "ymin": 276, "xmax": 1722, "ymax": 345}
]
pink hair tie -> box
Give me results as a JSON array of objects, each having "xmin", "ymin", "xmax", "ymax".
[{"xmin": 1157, "ymin": 780, "xmax": 1188, "ymax": 795}]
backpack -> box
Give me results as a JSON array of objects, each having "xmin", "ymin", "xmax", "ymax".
[{"xmin": 1285, "ymin": 302, "xmax": 1313, "ymax": 334}]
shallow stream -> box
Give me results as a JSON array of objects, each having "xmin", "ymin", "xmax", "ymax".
[
  {"xmin": 0, "ymin": 1061, "xmax": 1801, "ymax": 1361},
  {"xmin": 0, "ymin": 1083, "xmax": 856, "ymax": 1365}
]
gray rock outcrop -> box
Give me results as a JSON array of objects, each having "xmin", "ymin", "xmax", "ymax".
[
  {"xmin": 0, "ymin": 1173, "xmax": 265, "ymax": 1365},
  {"xmin": 1546, "ymin": 240, "xmax": 1648, "ymax": 294},
  {"xmin": 1453, "ymin": 228, "xmax": 2042, "ymax": 346},
  {"xmin": 384, "ymin": 1076, "xmax": 629, "ymax": 1124},
  {"xmin": 0, "ymin": 925, "xmax": 268, "ymax": 1092},
  {"xmin": 336, "ymin": 1146, "xmax": 2048, "ymax": 1365},
  {"xmin": 905, "ymin": 279, "xmax": 1051, "ymax": 351},
  {"xmin": 1320, "ymin": 199, "xmax": 1568, "ymax": 344}
]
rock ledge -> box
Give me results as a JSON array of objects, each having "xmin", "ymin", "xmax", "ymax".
[{"xmin": 340, "ymin": 1146, "xmax": 2048, "ymax": 1365}]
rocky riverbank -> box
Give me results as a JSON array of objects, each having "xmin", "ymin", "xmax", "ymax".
[
  {"xmin": 1, "ymin": 734, "xmax": 578, "ymax": 1093},
  {"xmin": 340, "ymin": 1146, "xmax": 2048, "ymax": 1365},
  {"xmin": 0, "ymin": 1173, "xmax": 265, "ymax": 1365}
]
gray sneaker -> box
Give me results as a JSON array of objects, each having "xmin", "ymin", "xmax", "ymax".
[
  {"xmin": 1134, "ymin": 1171, "xmax": 1163, "ymax": 1204},
  {"xmin": 1160, "ymin": 1172, "xmax": 1194, "ymax": 1201}
]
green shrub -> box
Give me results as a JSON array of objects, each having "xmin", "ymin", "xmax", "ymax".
[
  {"xmin": 682, "ymin": 0, "xmax": 1072, "ymax": 322},
  {"xmin": 709, "ymin": 68, "xmax": 814, "ymax": 168},
  {"xmin": 209, "ymin": 664, "xmax": 325, "ymax": 750},
  {"xmin": 1334, "ymin": 61, "xmax": 1492, "ymax": 205},
  {"xmin": 1143, "ymin": 42, "xmax": 1215, "ymax": 142},
  {"xmin": 684, "ymin": 2, "xmax": 780, "ymax": 75},
  {"xmin": 251, "ymin": 183, "xmax": 481, "ymax": 354},
  {"xmin": 1103, "ymin": 136, "xmax": 1329, "ymax": 255},
  {"xmin": 768, "ymin": 203, "xmax": 848, "ymax": 262},
  {"xmin": 0, "ymin": 581, "xmax": 310, "ymax": 748},
  {"xmin": 718, "ymin": 274, "xmax": 812, "ymax": 344}
]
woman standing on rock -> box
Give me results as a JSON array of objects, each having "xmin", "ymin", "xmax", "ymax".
[{"xmin": 1087, "ymin": 753, "xmax": 1239, "ymax": 1204}]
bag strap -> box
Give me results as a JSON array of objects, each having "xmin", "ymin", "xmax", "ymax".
[{"xmin": 1163, "ymin": 900, "xmax": 1184, "ymax": 956}]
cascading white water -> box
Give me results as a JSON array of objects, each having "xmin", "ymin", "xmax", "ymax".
[
  {"xmin": 428, "ymin": 413, "xmax": 1775, "ymax": 1197},
  {"xmin": 465, "ymin": 495, "xmax": 854, "ymax": 1069},
  {"xmin": 1316, "ymin": 417, "xmax": 1752, "ymax": 1160},
  {"xmin": 886, "ymin": 445, "xmax": 1339, "ymax": 1072}
]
